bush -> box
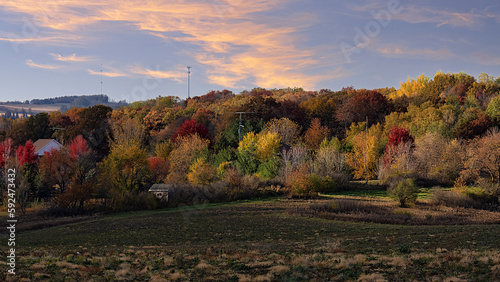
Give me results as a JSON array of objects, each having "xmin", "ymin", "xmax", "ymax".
[
  {"xmin": 309, "ymin": 174, "xmax": 338, "ymax": 194},
  {"xmin": 289, "ymin": 169, "xmax": 316, "ymax": 197},
  {"xmin": 431, "ymin": 188, "xmax": 476, "ymax": 208},
  {"xmin": 388, "ymin": 178, "xmax": 418, "ymax": 207}
]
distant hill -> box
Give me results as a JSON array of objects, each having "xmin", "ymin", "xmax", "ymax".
[{"xmin": 0, "ymin": 94, "xmax": 127, "ymax": 118}]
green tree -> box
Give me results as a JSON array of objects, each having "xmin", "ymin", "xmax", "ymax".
[{"xmin": 486, "ymin": 96, "xmax": 500, "ymax": 124}]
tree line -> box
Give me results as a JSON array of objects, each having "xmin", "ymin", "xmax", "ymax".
[{"xmin": 1, "ymin": 72, "xmax": 500, "ymax": 214}]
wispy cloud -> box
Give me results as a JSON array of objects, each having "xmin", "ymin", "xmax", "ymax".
[
  {"xmin": 129, "ymin": 66, "xmax": 185, "ymax": 83},
  {"xmin": 50, "ymin": 53, "xmax": 91, "ymax": 62},
  {"xmin": 0, "ymin": 34, "xmax": 83, "ymax": 45},
  {"xmin": 25, "ymin": 59, "xmax": 61, "ymax": 70},
  {"xmin": 375, "ymin": 44, "xmax": 452, "ymax": 60},
  {"xmin": 88, "ymin": 69, "xmax": 127, "ymax": 78},
  {"xmin": 468, "ymin": 52, "xmax": 500, "ymax": 66},
  {"xmin": 393, "ymin": 6, "xmax": 485, "ymax": 28}
]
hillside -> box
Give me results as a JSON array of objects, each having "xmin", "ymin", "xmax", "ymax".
[{"xmin": 0, "ymin": 94, "xmax": 127, "ymax": 118}]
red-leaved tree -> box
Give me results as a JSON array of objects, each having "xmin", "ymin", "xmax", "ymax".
[
  {"xmin": 16, "ymin": 140, "xmax": 37, "ymax": 167},
  {"xmin": 172, "ymin": 119, "xmax": 210, "ymax": 142},
  {"xmin": 68, "ymin": 135, "xmax": 91, "ymax": 160},
  {"xmin": 148, "ymin": 156, "xmax": 169, "ymax": 183},
  {"xmin": 387, "ymin": 127, "xmax": 414, "ymax": 149},
  {"xmin": 0, "ymin": 138, "xmax": 13, "ymax": 167}
]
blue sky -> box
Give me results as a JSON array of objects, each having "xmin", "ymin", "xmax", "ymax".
[{"xmin": 0, "ymin": 0, "xmax": 499, "ymax": 103}]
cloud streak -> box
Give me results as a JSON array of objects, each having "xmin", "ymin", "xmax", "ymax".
[
  {"xmin": 376, "ymin": 44, "xmax": 453, "ymax": 60},
  {"xmin": 129, "ymin": 66, "xmax": 185, "ymax": 83},
  {"xmin": 26, "ymin": 59, "xmax": 61, "ymax": 70},
  {"xmin": 50, "ymin": 53, "xmax": 91, "ymax": 62},
  {"xmin": 393, "ymin": 5, "xmax": 487, "ymax": 28},
  {"xmin": 88, "ymin": 69, "xmax": 127, "ymax": 78}
]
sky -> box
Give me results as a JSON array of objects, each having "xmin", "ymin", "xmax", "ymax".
[{"xmin": 0, "ymin": 0, "xmax": 499, "ymax": 103}]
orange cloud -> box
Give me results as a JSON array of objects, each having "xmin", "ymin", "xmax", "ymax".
[{"xmin": 26, "ymin": 59, "xmax": 61, "ymax": 70}]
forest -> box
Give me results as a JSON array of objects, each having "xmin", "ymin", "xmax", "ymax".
[{"xmin": 1, "ymin": 71, "xmax": 500, "ymax": 215}]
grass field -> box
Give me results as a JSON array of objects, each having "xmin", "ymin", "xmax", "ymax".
[{"xmin": 1, "ymin": 197, "xmax": 499, "ymax": 280}]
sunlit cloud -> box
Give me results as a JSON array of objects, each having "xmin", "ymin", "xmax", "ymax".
[
  {"xmin": 129, "ymin": 66, "xmax": 185, "ymax": 83},
  {"xmin": 50, "ymin": 53, "xmax": 91, "ymax": 62},
  {"xmin": 0, "ymin": 34, "xmax": 83, "ymax": 45},
  {"xmin": 25, "ymin": 59, "xmax": 61, "ymax": 70},
  {"xmin": 88, "ymin": 69, "xmax": 127, "ymax": 78}
]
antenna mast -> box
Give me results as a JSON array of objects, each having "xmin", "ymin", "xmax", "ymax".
[
  {"xmin": 100, "ymin": 64, "xmax": 103, "ymax": 95},
  {"xmin": 187, "ymin": 66, "xmax": 191, "ymax": 98}
]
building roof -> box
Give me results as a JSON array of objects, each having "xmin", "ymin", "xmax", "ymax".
[
  {"xmin": 149, "ymin": 183, "xmax": 174, "ymax": 192},
  {"xmin": 33, "ymin": 139, "xmax": 64, "ymax": 155}
]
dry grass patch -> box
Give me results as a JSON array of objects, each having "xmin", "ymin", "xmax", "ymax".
[{"xmin": 291, "ymin": 197, "xmax": 500, "ymax": 225}]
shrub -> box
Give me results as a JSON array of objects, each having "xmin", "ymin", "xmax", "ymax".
[
  {"xmin": 289, "ymin": 169, "xmax": 316, "ymax": 197},
  {"xmin": 309, "ymin": 174, "xmax": 338, "ymax": 194},
  {"xmin": 431, "ymin": 188, "xmax": 476, "ymax": 208},
  {"xmin": 388, "ymin": 178, "xmax": 418, "ymax": 207}
]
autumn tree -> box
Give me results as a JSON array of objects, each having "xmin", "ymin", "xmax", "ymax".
[
  {"xmin": 486, "ymin": 96, "xmax": 500, "ymax": 124},
  {"xmin": 379, "ymin": 127, "xmax": 416, "ymax": 181},
  {"xmin": 167, "ymin": 134, "xmax": 210, "ymax": 183},
  {"xmin": 236, "ymin": 131, "xmax": 281, "ymax": 179},
  {"xmin": 0, "ymin": 138, "xmax": 14, "ymax": 168},
  {"xmin": 39, "ymin": 148, "xmax": 72, "ymax": 195},
  {"xmin": 413, "ymin": 133, "xmax": 465, "ymax": 185},
  {"xmin": 172, "ymin": 119, "xmax": 210, "ymax": 143},
  {"xmin": 346, "ymin": 122, "xmax": 385, "ymax": 180},
  {"xmin": 460, "ymin": 129, "xmax": 500, "ymax": 190},
  {"xmin": 187, "ymin": 158, "xmax": 217, "ymax": 185},
  {"xmin": 387, "ymin": 127, "xmax": 414, "ymax": 149},
  {"xmin": 391, "ymin": 73, "xmax": 429, "ymax": 100},
  {"xmin": 148, "ymin": 156, "xmax": 169, "ymax": 184},
  {"xmin": 65, "ymin": 105, "xmax": 112, "ymax": 160},
  {"xmin": 455, "ymin": 109, "xmax": 492, "ymax": 139},
  {"xmin": 336, "ymin": 90, "xmax": 392, "ymax": 128},
  {"xmin": 263, "ymin": 118, "xmax": 300, "ymax": 146},
  {"xmin": 304, "ymin": 118, "xmax": 330, "ymax": 150},
  {"xmin": 16, "ymin": 140, "xmax": 37, "ymax": 167}
]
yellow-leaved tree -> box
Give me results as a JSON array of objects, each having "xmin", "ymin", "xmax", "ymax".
[
  {"xmin": 390, "ymin": 73, "xmax": 429, "ymax": 100},
  {"xmin": 346, "ymin": 122, "xmax": 385, "ymax": 180},
  {"xmin": 236, "ymin": 131, "xmax": 281, "ymax": 179}
]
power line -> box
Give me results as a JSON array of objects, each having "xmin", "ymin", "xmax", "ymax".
[{"xmin": 235, "ymin": 111, "xmax": 255, "ymax": 141}]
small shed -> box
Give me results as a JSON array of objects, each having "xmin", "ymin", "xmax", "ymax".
[
  {"xmin": 148, "ymin": 184, "xmax": 174, "ymax": 201},
  {"xmin": 34, "ymin": 139, "xmax": 65, "ymax": 156}
]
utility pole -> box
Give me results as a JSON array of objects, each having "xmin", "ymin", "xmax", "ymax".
[
  {"xmin": 235, "ymin": 112, "xmax": 255, "ymax": 141},
  {"xmin": 365, "ymin": 116, "xmax": 369, "ymax": 184},
  {"xmin": 187, "ymin": 66, "xmax": 191, "ymax": 98}
]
